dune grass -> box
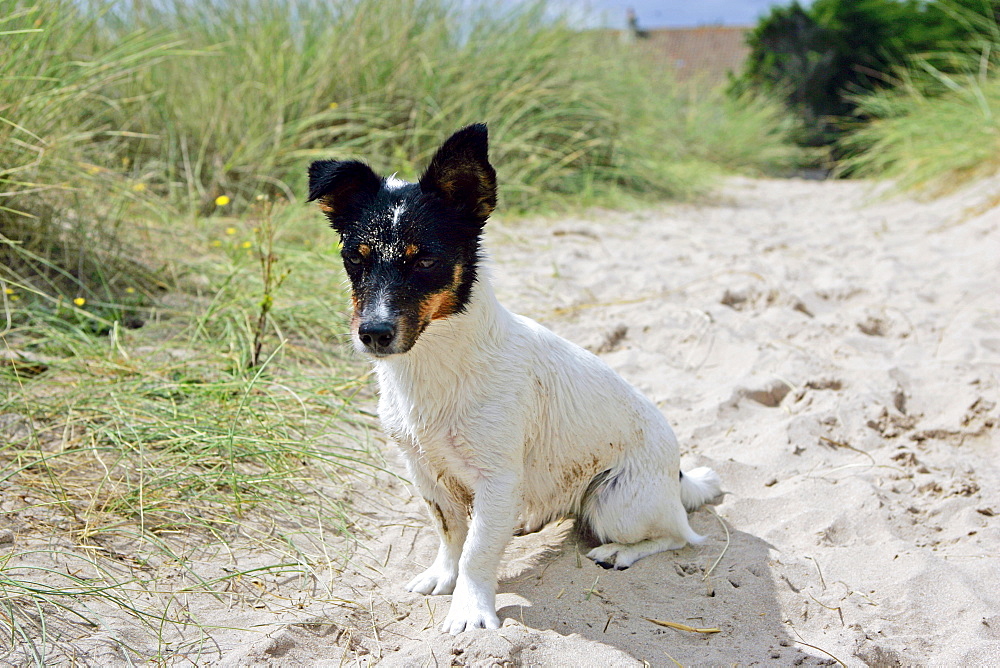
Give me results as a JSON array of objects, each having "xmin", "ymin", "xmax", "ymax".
[
  {"xmin": 840, "ymin": 70, "xmax": 1000, "ymax": 191},
  {"xmin": 1, "ymin": 201, "xmax": 386, "ymax": 661},
  {"xmin": 838, "ymin": 4, "xmax": 1000, "ymax": 190}
]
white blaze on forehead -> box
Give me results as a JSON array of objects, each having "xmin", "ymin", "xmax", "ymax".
[
  {"xmin": 391, "ymin": 202, "xmax": 406, "ymax": 228},
  {"xmin": 385, "ymin": 174, "xmax": 408, "ymax": 190}
]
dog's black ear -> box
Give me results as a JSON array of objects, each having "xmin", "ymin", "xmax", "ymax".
[
  {"xmin": 307, "ymin": 159, "xmax": 382, "ymax": 230},
  {"xmin": 419, "ymin": 123, "xmax": 497, "ymax": 223}
]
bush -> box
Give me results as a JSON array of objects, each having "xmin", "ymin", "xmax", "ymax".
[{"xmin": 737, "ymin": 0, "xmax": 1000, "ymax": 146}]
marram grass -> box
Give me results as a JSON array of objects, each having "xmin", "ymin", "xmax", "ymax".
[
  {"xmin": 839, "ymin": 4, "xmax": 1000, "ymax": 191},
  {"xmin": 0, "ymin": 203, "xmax": 381, "ymax": 662},
  {"xmin": 841, "ymin": 72, "xmax": 1000, "ymax": 191}
]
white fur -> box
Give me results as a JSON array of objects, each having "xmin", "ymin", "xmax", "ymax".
[
  {"xmin": 385, "ymin": 174, "xmax": 408, "ymax": 191},
  {"xmin": 390, "ymin": 202, "xmax": 406, "ymax": 227},
  {"xmin": 371, "ymin": 265, "xmax": 722, "ymax": 634}
]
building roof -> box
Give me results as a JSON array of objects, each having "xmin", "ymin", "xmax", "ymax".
[{"xmin": 630, "ymin": 26, "xmax": 752, "ymax": 84}]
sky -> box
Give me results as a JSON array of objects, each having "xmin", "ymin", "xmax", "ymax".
[{"xmin": 558, "ymin": 1, "xmax": 808, "ymax": 28}]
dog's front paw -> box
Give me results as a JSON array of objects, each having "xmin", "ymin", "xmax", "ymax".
[
  {"xmin": 440, "ymin": 581, "xmax": 499, "ymax": 635},
  {"xmin": 406, "ymin": 565, "xmax": 458, "ymax": 595}
]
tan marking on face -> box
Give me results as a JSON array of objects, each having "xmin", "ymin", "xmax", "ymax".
[
  {"xmin": 404, "ymin": 244, "xmax": 419, "ymax": 259},
  {"xmin": 417, "ymin": 264, "xmax": 465, "ymax": 322},
  {"xmin": 357, "ymin": 243, "xmax": 371, "ymax": 258},
  {"xmin": 350, "ymin": 291, "xmax": 361, "ymax": 331},
  {"xmin": 318, "ymin": 196, "xmax": 335, "ymax": 213}
]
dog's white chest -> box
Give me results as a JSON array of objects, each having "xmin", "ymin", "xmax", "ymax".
[{"xmin": 376, "ymin": 369, "xmax": 489, "ymax": 482}]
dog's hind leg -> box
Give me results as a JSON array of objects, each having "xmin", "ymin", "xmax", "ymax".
[
  {"xmin": 583, "ymin": 461, "xmax": 716, "ymax": 570},
  {"xmin": 405, "ymin": 471, "xmax": 470, "ymax": 596}
]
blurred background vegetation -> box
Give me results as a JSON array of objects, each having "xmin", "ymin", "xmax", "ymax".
[
  {"xmin": 735, "ymin": 0, "xmax": 1000, "ymax": 181},
  {"xmin": 1, "ymin": 0, "xmax": 806, "ymax": 320},
  {"xmin": 6, "ymin": 0, "xmax": 996, "ymax": 324}
]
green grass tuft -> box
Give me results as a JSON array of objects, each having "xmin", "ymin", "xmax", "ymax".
[
  {"xmin": 838, "ymin": 3, "xmax": 1000, "ymax": 190},
  {"xmin": 840, "ymin": 70, "xmax": 1000, "ymax": 191}
]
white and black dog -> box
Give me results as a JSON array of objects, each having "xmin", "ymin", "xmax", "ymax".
[{"xmin": 308, "ymin": 124, "xmax": 722, "ymax": 634}]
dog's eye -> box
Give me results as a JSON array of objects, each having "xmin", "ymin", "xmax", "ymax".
[
  {"xmin": 345, "ymin": 253, "xmax": 363, "ymax": 265},
  {"xmin": 416, "ymin": 258, "xmax": 437, "ymax": 269}
]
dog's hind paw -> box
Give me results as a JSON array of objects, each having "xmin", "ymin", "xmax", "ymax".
[
  {"xmin": 587, "ymin": 545, "xmax": 632, "ymax": 570},
  {"xmin": 587, "ymin": 537, "xmax": 687, "ymax": 570},
  {"xmin": 406, "ymin": 566, "xmax": 457, "ymax": 595}
]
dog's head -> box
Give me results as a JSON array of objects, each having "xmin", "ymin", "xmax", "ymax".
[{"xmin": 308, "ymin": 124, "xmax": 496, "ymax": 357}]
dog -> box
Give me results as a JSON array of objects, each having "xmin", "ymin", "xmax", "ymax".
[{"xmin": 308, "ymin": 124, "xmax": 722, "ymax": 634}]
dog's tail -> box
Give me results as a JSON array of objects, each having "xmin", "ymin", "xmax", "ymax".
[{"xmin": 679, "ymin": 467, "xmax": 723, "ymax": 512}]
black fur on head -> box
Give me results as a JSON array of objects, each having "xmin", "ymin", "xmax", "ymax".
[
  {"xmin": 419, "ymin": 123, "xmax": 496, "ymax": 222},
  {"xmin": 307, "ymin": 123, "xmax": 497, "ymax": 356},
  {"xmin": 306, "ymin": 159, "xmax": 382, "ymax": 229}
]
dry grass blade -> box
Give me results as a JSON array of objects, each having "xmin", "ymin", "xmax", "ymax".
[
  {"xmin": 790, "ymin": 628, "xmax": 848, "ymax": 667},
  {"xmin": 702, "ymin": 506, "xmax": 731, "ymax": 581},
  {"xmin": 643, "ymin": 617, "xmax": 721, "ymax": 634}
]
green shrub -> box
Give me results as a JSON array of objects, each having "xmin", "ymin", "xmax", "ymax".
[
  {"xmin": 838, "ymin": 3, "xmax": 1000, "ymax": 188},
  {"xmin": 737, "ymin": 0, "xmax": 1000, "ymax": 146}
]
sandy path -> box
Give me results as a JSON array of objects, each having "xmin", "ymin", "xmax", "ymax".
[
  {"xmin": 478, "ymin": 177, "xmax": 999, "ymax": 666},
  {"xmin": 257, "ymin": 177, "xmax": 998, "ymax": 666},
  {"xmin": 5, "ymin": 177, "xmax": 998, "ymax": 666}
]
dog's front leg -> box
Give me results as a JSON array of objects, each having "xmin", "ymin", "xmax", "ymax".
[
  {"xmin": 441, "ymin": 471, "xmax": 521, "ymax": 634},
  {"xmin": 406, "ymin": 493, "xmax": 468, "ymax": 596}
]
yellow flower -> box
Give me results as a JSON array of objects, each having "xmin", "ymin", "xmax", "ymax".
[
  {"xmin": 125, "ymin": 287, "xmax": 136, "ymax": 294},
  {"xmin": 9, "ymin": 295, "xmax": 19, "ymax": 302},
  {"xmin": 241, "ymin": 241, "xmax": 252, "ymax": 249},
  {"xmin": 85, "ymin": 165, "xmax": 101, "ymax": 175},
  {"xmin": 215, "ymin": 195, "xmax": 230, "ymax": 207},
  {"xmin": 329, "ymin": 102, "xmax": 339, "ymax": 110},
  {"xmin": 225, "ymin": 227, "xmax": 237, "ymax": 235},
  {"xmin": 211, "ymin": 240, "xmax": 222, "ymax": 247},
  {"xmin": 73, "ymin": 297, "xmax": 86, "ymax": 307},
  {"xmin": 131, "ymin": 183, "xmax": 146, "ymax": 192},
  {"xmin": 3, "ymin": 288, "xmax": 13, "ymax": 295}
]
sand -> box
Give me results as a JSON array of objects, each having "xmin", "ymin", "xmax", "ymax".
[{"xmin": 2, "ymin": 177, "xmax": 998, "ymax": 666}]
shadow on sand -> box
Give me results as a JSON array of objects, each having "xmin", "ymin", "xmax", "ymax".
[{"xmin": 491, "ymin": 512, "xmax": 837, "ymax": 666}]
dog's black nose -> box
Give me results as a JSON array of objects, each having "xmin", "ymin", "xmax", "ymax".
[{"xmin": 358, "ymin": 321, "xmax": 396, "ymax": 352}]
